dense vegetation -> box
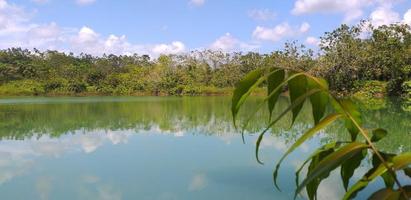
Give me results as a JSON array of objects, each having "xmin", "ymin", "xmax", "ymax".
[{"xmin": 0, "ymin": 22, "xmax": 410, "ymax": 97}]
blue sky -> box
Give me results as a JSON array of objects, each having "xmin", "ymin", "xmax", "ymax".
[{"xmin": 1, "ymin": 0, "xmax": 411, "ymax": 56}]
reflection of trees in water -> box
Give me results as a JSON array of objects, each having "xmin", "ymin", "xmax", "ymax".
[
  {"xmin": 0, "ymin": 97, "xmax": 409, "ymax": 152},
  {"xmin": 321, "ymin": 99, "xmax": 411, "ymax": 153}
]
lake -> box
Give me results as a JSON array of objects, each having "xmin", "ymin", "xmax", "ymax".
[{"xmin": 0, "ymin": 96, "xmax": 409, "ymax": 200}]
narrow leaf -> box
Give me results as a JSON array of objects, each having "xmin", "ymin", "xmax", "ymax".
[
  {"xmin": 404, "ymin": 168, "xmax": 411, "ymax": 178},
  {"xmin": 239, "ymin": 72, "xmax": 304, "ymax": 136},
  {"xmin": 392, "ymin": 152, "xmax": 411, "ymax": 170},
  {"xmin": 332, "ymin": 99, "xmax": 362, "ymax": 141},
  {"xmin": 381, "ymin": 171, "xmax": 395, "ymax": 189},
  {"xmin": 256, "ymin": 89, "xmax": 322, "ymax": 165},
  {"xmin": 295, "ymin": 142, "xmax": 341, "ymax": 188},
  {"xmin": 273, "ymin": 113, "xmax": 342, "ymax": 190},
  {"xmin": 341, "ymin": 149, "xmax": 367, "ymax": 191},
  {"xmin": 308, "ymin": 77, "xmax": 329, "ymax": 125},
  {"xmin": 267, "ymin": 69, "xmax": 285, "ymax": 121},
  {"xmin": 231, "ymin": 69, "xmax": 264, "ymax": 126},
  {"xmin": 343, "ymin": 164, "xmax": 390, "ymax": 200},
  {"xmin": 305, "ymin": 148, "xmax": 335, "ymax": 200},
  {"xmin": 288, "ymin": 71, "xmax": 307, "ymax": 126},
  {"xmin": 296, "ymin": 142, "xmax": 369, "ymax": 199}
]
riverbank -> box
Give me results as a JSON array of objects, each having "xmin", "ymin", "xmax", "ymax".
[
  {"xmin": 0, "ymin": 80, "xmax": 268, "ymax": 97},
  {"xmin": 1, "ymin": 80, "xmax": 409, "ymax": 107}
]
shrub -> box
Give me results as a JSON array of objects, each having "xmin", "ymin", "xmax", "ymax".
[
  {"xmin": 43, "ymin": 78, "xmax": 67, "ymax": 93},
  {"xmin": 0, "ymin": 80, "xmax": 44, "ymax": 95},
  {"xmin": 67, "ymin": 81, "xmax": 87, "ymax": 93}
]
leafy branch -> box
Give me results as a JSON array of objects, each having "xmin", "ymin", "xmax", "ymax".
[{"xmin": 232, "ymin": 67, "xmax": 411, "ymax": 199}]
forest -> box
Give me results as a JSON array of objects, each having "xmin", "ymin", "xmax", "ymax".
[{"xmin": 0, "ymin": 22, "xmax": 410, "ymax": 98}]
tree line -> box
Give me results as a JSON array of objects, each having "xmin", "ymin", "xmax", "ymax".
[{"xmin": 0, "ymin": 22, "xmax": 410, "ymax": 96}]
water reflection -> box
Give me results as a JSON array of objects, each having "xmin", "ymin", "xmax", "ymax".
[{"xmin": 0, "ymin": 96, "xmax": 409, "ymax": 200}]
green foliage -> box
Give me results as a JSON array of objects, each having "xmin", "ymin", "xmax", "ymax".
[
  {"xmin": 1, "ymin": 23, "xmax": 411, "ymax": 97},
  {"xmin": 232, "ymin": 68, "xmax": 411, "ymax": 200},
  {"xmin": 402, "ymin": 81, "xmax": 411, "ymax": 111},
  {"xmin": 0, "ymin": 79, "xmax": 44, "ymax": 95},
  {"xmin": 317, "ymin": 22, "xmax": 411, "ymax": 95},
  {"xmin": 0, "ymin": 49, "xmax": 263, "ymax": 96}
]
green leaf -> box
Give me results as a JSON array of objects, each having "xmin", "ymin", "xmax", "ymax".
[
  {"xmin": 341, "ymin": 148, "xmax": 367, "ymax": 191},
  {"xmin": 371, "ymin": 128, "xmax": 388, "ymax": 142},
  {"xmin": 267, "ymin": 69, "xmax": 285, "ymax": 122},
  {"xmin": 372, "ymin": 152, "xmax": 395, "ymax": 167},
  {"xmin": 381, "ymin": 171, "xmax": 395, "ymax": 189},
  {"xmin": 371, "ymin": 152, "xmax": 396, "ymax": 189},
  {"xmin": 288, "ymin": 71, "xmax": 307, "ymax": 126},
  {"xmin": 307, "ymin": 77, "xmax": 329, "ymax": 125},
  {"xmin": 231, "ymin": 69, "xmax": 264, "ymax": 126},
  {"xmin": 255, "ymin": 88, "xmax": 322, "ymax": 165},
  {"xmin": 296, "ymin": 142, "xmax": 369, "ymax": 199},
  {"xmin": 295, "ymin": 142, "xmax": 341, "ymax": 188},
  {"xmin": 392, "ymin": 152, "xmax": 411, "ymax": 170},
  {"xmin": 332, "ymin": 99, "xmax": 362, "ymax": 141},
  {"xmin": 239, "ymin": 72, "xmax": 304, "ymax": 136},
  {"xmin": 404, "ymin": 168, "xmax": 411, "ymax": 178},
  {"xmin": 305, "ymin": 148, "xmax": 335, "ymax": 200},
  {"xmin": 273, "ymin": 113, "xmax": 342, "ymax": 190},
  {"xmin": 368, "ymin": 188, "xmax": 401, "ymax": 200},
  {"xmin": 343, "ymin": 164, "xmax": 390, "ymax": 200}
]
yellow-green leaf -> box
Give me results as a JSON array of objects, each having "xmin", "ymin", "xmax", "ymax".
[
  {"xmin": 308, "ymin": 77, "xmax": 329, "ymax": 125},
  {"xmin": 332, "ymin": 99, "xmax": 362, "ymax": 141},
  {"xmin": 231, "ymin": 69, "xmax": 264, "ymax": 126},
  {"xmin": 343, "ymin": 164, "xmax": 390, "ymax": 200},
  {"xmin": 273, "ymin": 113, "xmax": 342, "ymax": 190},
  {"xmin": 255, "ymin": 89, "xmax": 321, "ymax": 165},
  {"xmin": 305, "ymin": 148, "xmax": 334, "ymax": 200},
  {"xmin": 295, "ymin": 142, "xmax": 341, "ymax": 188},
  {"xmin": 288, "ymin": 71, "xmax": 307, "ymax": 125},
  {"xmin": 392, "ymin": 152, "xmax": 411, "ymax": 170},
  {"xmin": 267, "ymin": 69, "xmax": 285, "ymax": 121},
  {"xmin": 296, "ymin": 142, "xmax": 369, "ymax": 199}
]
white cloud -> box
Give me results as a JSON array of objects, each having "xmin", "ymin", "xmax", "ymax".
[
  {"xmin": 292, "ymin": 0, "xmax": 374, "ymax": 22},
  {"xmin": 76, "ymin": 0, "xmax": 96, "ymax": 6},
  {"xmin": 369, "ymin": 6, "xmax": 400, "ymax": 27},
  {"xmin": 31, "ymin": 0, "xmax": 97, "ymax": 5},
  {"xmin": 305, "ymin": 36, "xmax": 320, "ymax": 46},
  {"xmin": 152, "ymin": 41, "xmax": 186, "ymax": 55},
  {"xmin": 403, "ymin": 9, "xmax": 411, "ymax": 25},
  {"xmin": 210, "ymin": 33, "xmax": 259, "ymax": 52},
  {"xmin": 0, "ymin": 0, "xmax": 186, "ymax": 57},
  {"xmin": 31, "ymin": 0, "xmax": 49, "ymax": 4},
  {"xmin": 0, "ymin": 0, "xmax": 32, "ymax": 35},
  {"xmin": 189, "ymin": 0, "xmax": 205, "ymax": 7},
  {"xmin": 210, "ymin": 33, "xmax": 237, "ymax": 51},
  {"xmin": 248, "ymin": 9, "xmax": 276, "ymax": 21},
  {"xmin": 252, "ymin": 22, "xmax": 310, "ymax": 42},
  {"xmin": 299, "ymin": 22, "xmax": 310, "ymax": 33}
]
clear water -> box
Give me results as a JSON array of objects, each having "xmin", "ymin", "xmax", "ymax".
[{"xmin": 0, "ymin": 96, "xmax": 409, "ymax": 200}]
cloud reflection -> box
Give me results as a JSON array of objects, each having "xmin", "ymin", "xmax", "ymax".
[{"xmin": 188, "ymin": 173, "xmax": 208, "ymax": 191}]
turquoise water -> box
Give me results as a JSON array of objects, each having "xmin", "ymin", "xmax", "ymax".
[{"xmin": 0, "ymin": 96, "xmax": 409, "ymax": 200}]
